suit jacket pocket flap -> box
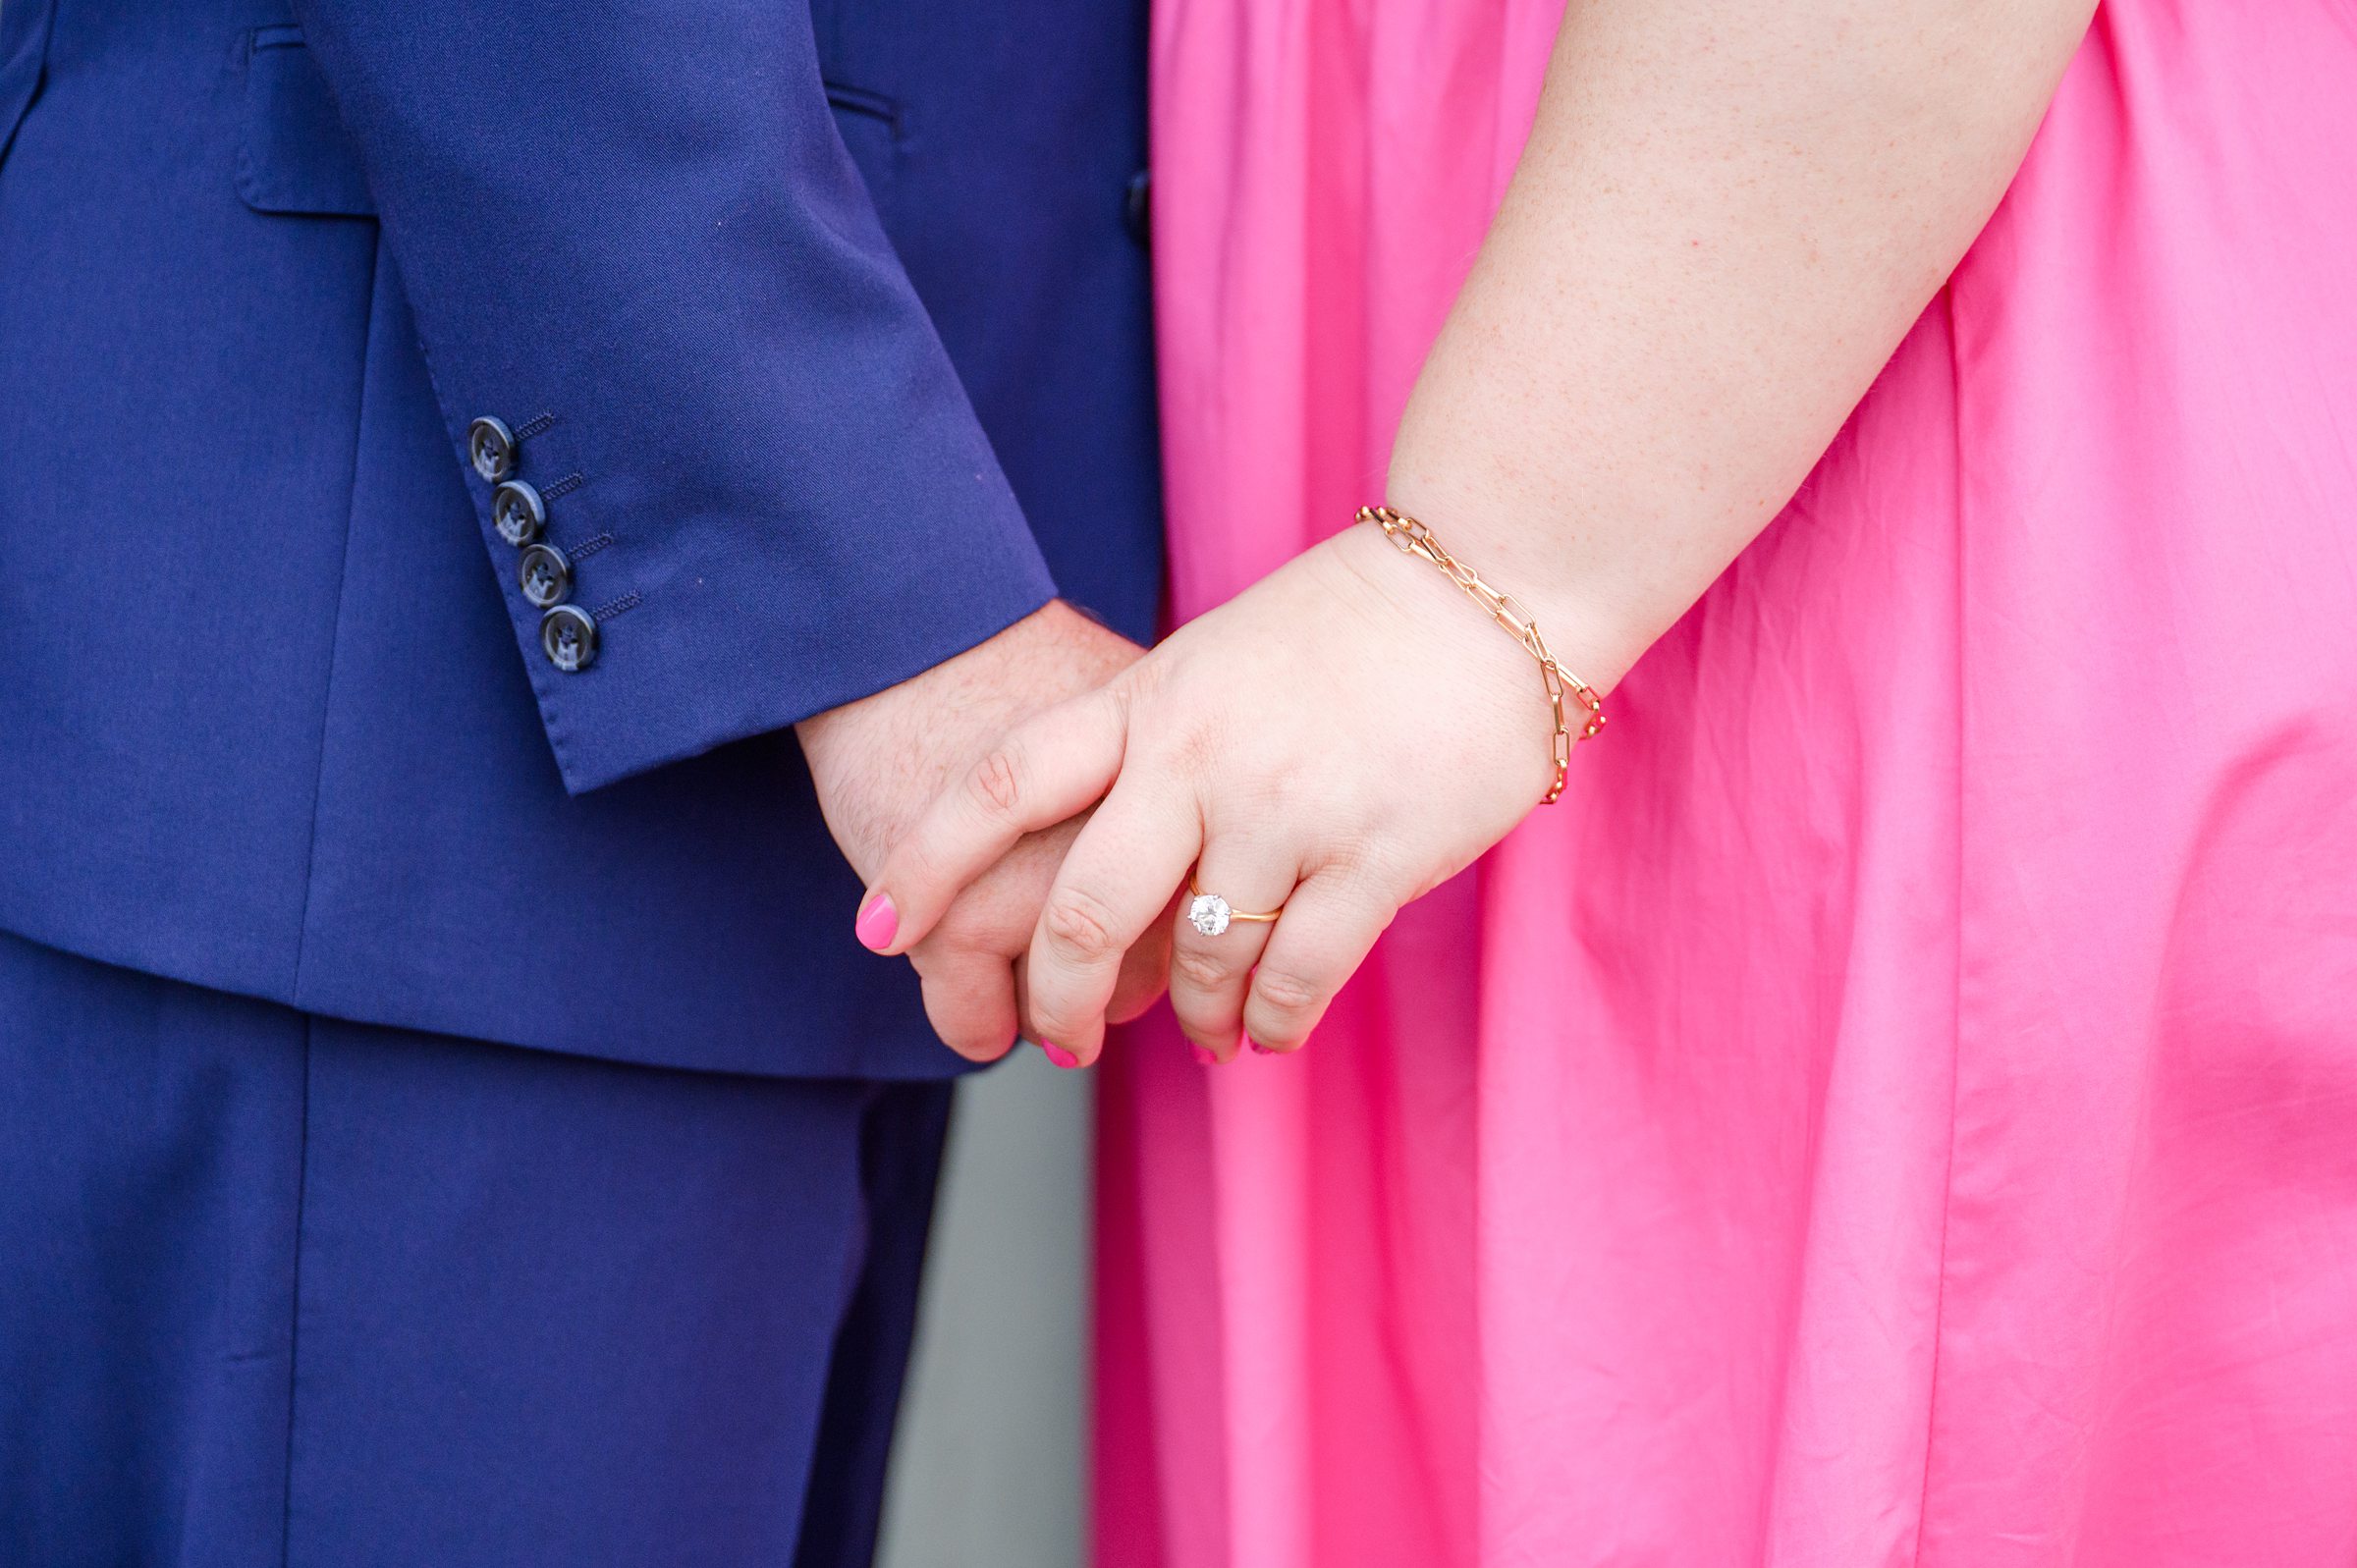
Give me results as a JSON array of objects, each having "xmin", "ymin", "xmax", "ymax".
[{"xmin": 238, "ymin": 26, "xmax": 376, "ymax": 217}]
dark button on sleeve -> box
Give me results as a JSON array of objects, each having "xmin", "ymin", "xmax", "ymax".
[
  {"xmin": 467, "ymin": 416, "xmax": 517, "ymax": 481},
  {"xmin": 493, "ymin": 480, "xmax": 546, "ymax": 546},
  {"xmin": 539, "ymin": 604, "xmax": 598, "ymax": 673},
  {"xmin": 518, "ymin": 542, "xmax": 573, "ymax": 609}
]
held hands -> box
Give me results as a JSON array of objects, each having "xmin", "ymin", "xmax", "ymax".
[
  {"xmin": 858, "ymin": 522, "xmax": 1568, "ymax": 1067},
  {"xmin": 796, "ymin": 602, "xmax": 1172, "ymax": 1061}
]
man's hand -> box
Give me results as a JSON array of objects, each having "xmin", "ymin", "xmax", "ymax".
[{"xmin": 795, "ymin": 602, "xmax": 1172, "ymax": 1061}]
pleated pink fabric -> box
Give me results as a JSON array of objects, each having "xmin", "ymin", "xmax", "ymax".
[{"xmin": 1097, "ymin": 3, "xmax": 2357, "ymax": 1564}]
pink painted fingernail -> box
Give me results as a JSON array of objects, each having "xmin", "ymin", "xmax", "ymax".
[
  {"xmin": 854, "ymin": 892, "xmax": 898, "ymax": 951},
  {"xmin": 1190, "ymin": 1043, "xmax": 1217, "ymax": 1066},
  {"xmin": 1040, "ymin": 1041, "xmax": 1080, "ymax": 1069}
]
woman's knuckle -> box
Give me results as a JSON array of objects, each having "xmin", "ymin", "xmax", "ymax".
[
  {"xmin": 1166, "ymin": 721, "xmax": 1224, "ymax": 781},
  {"xmin": 1252, "ymin": 964, "xmax": 1325, "ymax": 1014},
  {"xmin": 1042, "ymin": 889, "xmax": 1120, "ymax": 961},
  {"xmin": 969, "ymin": 746, "xmax": 1023, "ymax": 816},
  {"xmin": 1168, "ymin": 968, "xmax": 1240, "ymax": 1040},
  {"xmin": 1169, "ymin": 945, "xmax": 1234, "ymax": 992}
]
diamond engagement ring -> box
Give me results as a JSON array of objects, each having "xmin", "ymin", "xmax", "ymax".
[{"xmin": 1185, "ymin": 873, "xmax": 1285, "ymax": 938}]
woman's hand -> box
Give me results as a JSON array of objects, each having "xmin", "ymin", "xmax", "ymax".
[{"xmin": 858, "ymin": 521, "xmax": 1587, "ymax": 1066}]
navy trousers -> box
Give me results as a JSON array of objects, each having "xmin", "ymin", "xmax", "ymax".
[{"xmin": 0, "ymin": 931, "xmax": 951, "ymax": 1567}]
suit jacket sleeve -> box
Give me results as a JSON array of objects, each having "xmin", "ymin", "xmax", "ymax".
[{"xmin": 289, "ymin": 0, "xmax": 1062, "ymax": 794}]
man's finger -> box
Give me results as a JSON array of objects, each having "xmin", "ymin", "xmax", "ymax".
[{"xmin": 914, "ymin": 946, "xmax": 1022, "ymax": 1063}]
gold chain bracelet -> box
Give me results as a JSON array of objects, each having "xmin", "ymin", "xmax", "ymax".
[{"xmin": 1358, "ymin": 505, "xmax": 1604, "ymax": 805}]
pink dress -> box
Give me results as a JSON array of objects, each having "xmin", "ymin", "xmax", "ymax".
[{"xmin": 1096, "ymin": 2, "xmax": 2357, "ymax": 1565}]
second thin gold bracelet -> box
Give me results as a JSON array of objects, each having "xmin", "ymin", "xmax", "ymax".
[{"xmin": 1358, "ymin": 505, "xmax": 1605, "ymax": 806}]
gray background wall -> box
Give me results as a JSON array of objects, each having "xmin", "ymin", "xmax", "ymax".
[{"xmin": 876, "ymin": 1050, "xmax": 1090, "ymax": 1568}]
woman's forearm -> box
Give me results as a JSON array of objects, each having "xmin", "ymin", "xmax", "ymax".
[{"xmin": 1386, "ymin": 0, "xmax": 2095, "ymax": 686}]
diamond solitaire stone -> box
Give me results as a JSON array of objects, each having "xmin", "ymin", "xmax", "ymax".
[{"xmin": 1187, "ymin": 893, "xmax": 1233, "ymax": 937}]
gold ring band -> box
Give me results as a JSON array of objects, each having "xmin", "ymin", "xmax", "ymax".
[{"xmin": 1185, "ymin": 873, "xmax": 1284, "ymax": 937}]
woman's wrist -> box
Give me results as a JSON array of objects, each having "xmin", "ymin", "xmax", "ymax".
[
  {"xmin": 1378, "ymin": 456, "xmax": 1654, "ymax": 698},
  {"xmin": 1312, "ymin": 519, "xmax": 1569, "ymax": 811}
]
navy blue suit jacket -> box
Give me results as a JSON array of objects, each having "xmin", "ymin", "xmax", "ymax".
[{"xmin": 0, "ymin": 0, "xmax": 1161, "ymax": 1077}]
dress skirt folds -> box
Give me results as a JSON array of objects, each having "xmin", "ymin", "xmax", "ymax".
[{"xmin": 1100, "ymin": 3, "xmax": 2357, "ymax": 1564}]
